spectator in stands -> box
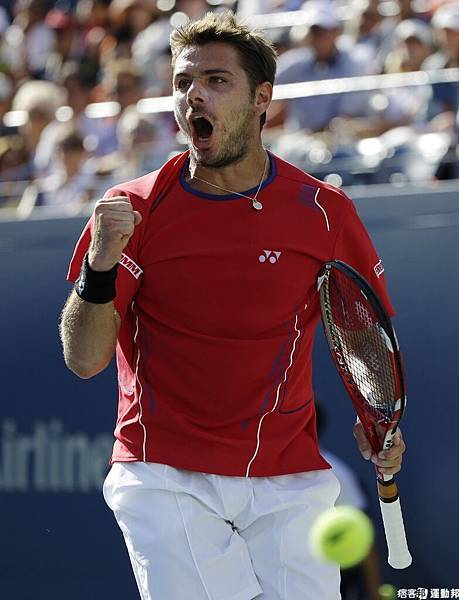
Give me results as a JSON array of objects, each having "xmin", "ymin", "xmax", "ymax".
[
  {"xmin": 386, "ymin": 18, "xmax": 435, "ymax": 73},
  {"xmin": 102, "ymin": 58, "xmax": 145, "ymax": 112},
  {"xmin": 101, "ymin": 57, "xmax": 174, "ymax": 168},
  {"xmin": 346, "ymin": 0, "xmax": 394, "ymax": 71},
  {"xmin": 357, "ymin": 18, "xmax": 434, "ymax": 139},
  {"xmin": 270, "ymin": 1, "xmax": 371, "ymax": 133},
  {"xmin": 6, "ymin": 0, "xmax": 56, "ymax": 80},
  {"xmin": 132, "ymin": 0, "xmax": 209, "ymax": 91},
  {"xmin": 108, "ymin": 0, "xmax": 156, "ymax": 59},
  {"xmin": 59, "ymin": 61, "xmax": 118, "ymax": 156},
  {"xmin": 421, "ymin": 3, "xmax": 459, "ymax": 179},
  {"xmin": 0, "ymin": 0, "xmax": 453, "ymax": 197},
  {"xmin": 97, "ymin": 105, "xmax": 178, "ymax": 184},
  {"xmin": 74, "ymin": 0, "xmax": 116, "ymax": 77},
  {"xmin": 423, "ymin": 3, "xmax": 459, "ymax": 124},
  {"xmin": 0, "ymin": 134, "xmax": 31, "ymax": 207},
  {"xmin": 76, "ymin": 0, "xmax": 111, "ymax": 35},
  {"xmin": 344, "ymin": 18, "xmax": 436, "ymax": 136},
  {"xmin": 102, "ymin": 57, "xmax": 178, "ymax": 174},
  {"xmin": 356, "ymin": 0, "xmax": 431, "ymax": 75},
  {"xmin": 11, "ymin": 79, "xmax": 64, "ymax": 177},
  {"xmin": 130, "ymin": 3, "xmax": 169, "ymax": 89},
  {"xmin": 17, "ymin": 128, "xmax": 97, "ymax": 217},
  {"xmin": 92, "ymin": 59, "xmax": 177, "ymax": 186},
  {"xmin": 44, "ymin": 8, "xmax": 82, "ymax": 82},
  {"xmin": 121, "ymin": 106, "xmax": 178, "ymax": 173},
  {"xmin": 269, "ymin": 4, "xmax": 433, "ymax": 183}
]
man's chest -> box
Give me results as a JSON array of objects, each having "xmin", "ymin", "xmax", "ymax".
[{"xmin": 134, "ymin": 199, "xmax": 333, "ymax": 337}]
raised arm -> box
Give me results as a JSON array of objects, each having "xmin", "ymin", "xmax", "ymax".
[{"xmin": 59, "ymin": 196, "xmax": 142, "ymax": 379}]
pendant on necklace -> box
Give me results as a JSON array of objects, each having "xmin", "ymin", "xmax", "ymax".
[{"xmin": 252, "ymin": 200, "xmax": 263, "ymax": 211}]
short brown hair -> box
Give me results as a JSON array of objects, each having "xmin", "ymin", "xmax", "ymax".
[{"xmin": 170, "ymin": 11, "xmax": 277, "ymax": 128}]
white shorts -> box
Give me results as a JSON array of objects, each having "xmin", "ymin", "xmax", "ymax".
[{"xmin": 103, "ymin": 462, "xmax": 341, "ymax": 600}]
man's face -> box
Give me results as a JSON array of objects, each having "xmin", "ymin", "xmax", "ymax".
[{"xmin": 173, "ymin": 42, "xmax": 260, "ymax": 168}]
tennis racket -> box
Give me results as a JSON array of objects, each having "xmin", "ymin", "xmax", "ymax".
[{"xmin": 317, "ymin": 260, "xmax": 412, "ymax": 569}]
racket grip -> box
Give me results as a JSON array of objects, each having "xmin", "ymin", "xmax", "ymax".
[{"xmin": 378, "ymin": 481, "xmax": 412, "ymax": 569}]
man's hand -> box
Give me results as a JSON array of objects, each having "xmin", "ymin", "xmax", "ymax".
[
  {"xmin": 353, "ymin": 420, "xmax": 406, "ymax": 477},
  {"xmin": 88, "ymin": 196, "xmax": 142, "ymax": 272}
]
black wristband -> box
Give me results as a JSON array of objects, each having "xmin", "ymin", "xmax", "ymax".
[{"xmin": 75, "ymin": 254, "xmax": 119, "ymax": 304}]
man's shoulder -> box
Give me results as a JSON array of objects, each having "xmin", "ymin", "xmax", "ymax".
[
  {"xmin": 273, "ymin": 153, "xmax": 351, "ymax": 203},
  {"xmin": 110, "ymin": 171, "xmax": 160, "ymax": 200},
  {"xmin": 106, "ymin": 151, "xmax": 189, "ymax": 209}
]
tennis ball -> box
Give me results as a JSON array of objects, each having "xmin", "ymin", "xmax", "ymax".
[
  {"xmin": 378, "ymin": 583, "xmax": 397, "ymax": 599},
  {"xmin": 309, "ymin": 506, "xmax": 374, "ymax": 569}
]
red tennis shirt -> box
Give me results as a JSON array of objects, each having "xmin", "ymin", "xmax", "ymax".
[{"xmin": 68, "ymin": 151, "xmax": 394, "ymax": 476}]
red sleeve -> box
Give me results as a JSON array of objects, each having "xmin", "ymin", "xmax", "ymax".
[
  {"xmin": 66, "ymin": 189, "xmax": 143, "ymax": 319},
  {"xmin": 332, "ymin": 201, "xmax": 395, "ymax": 317}
]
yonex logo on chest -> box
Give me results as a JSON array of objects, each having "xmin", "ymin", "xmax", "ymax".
[{"xmin": 259, "ymin": 250, "xmax": 281, "ymax": 264}]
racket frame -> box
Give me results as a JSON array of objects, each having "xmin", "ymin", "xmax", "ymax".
[{"xmin": 318, "ymin": 259, "xmax": 412, "ymax": 569}]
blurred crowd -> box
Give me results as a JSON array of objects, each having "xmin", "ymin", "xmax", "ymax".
[{"xmin": 1, "ymin": 0, "xmax": 459, "ymax": 215}]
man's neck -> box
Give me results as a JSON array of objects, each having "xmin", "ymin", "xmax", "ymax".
[{"xmin": 188, "ymin": 146, "xmax": 269, "ymax": 194}]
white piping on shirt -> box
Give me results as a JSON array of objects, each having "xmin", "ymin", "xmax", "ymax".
[
  {"xmin": 314, "ymin": 188, "xmax": 330, "ymax": 232},
  {"xmin": 245, "ymin": 304, "xmax": 307, "ymax": 477},
  {"xmin": 132, "ymin": 300, "xmax": 147, "ymax": 461}
]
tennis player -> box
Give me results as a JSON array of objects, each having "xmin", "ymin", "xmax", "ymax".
[{"xmin": 60, "ymin": 12, "xmax": 405, "ymax": 600}]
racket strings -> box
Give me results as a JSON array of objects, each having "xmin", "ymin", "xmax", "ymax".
[{"xmin": 324, "ymin": 273, "xmax": 397, "ymax": 420}]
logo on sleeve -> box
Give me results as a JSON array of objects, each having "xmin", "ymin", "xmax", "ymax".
[
  {"xmin": 119, "ymin": 254, "xmax": 143, "ymax": 279},
  {"xmin": 374, "ymin": 259, "xmax": 384, "ymax": 278}
]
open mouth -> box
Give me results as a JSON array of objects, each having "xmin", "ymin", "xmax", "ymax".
[{"xmin": 191, "ymin": 116, "xmax": 214, "ymax": 143}]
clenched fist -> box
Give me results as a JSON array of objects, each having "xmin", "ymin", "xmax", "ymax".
[{"xmin": 88, "ymin": 196, "xmax": 142, "ymax": 272}]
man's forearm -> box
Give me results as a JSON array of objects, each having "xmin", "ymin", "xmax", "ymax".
[
  {"xmin": 59, "ymin": 290, "xmax": 120, "ymax": 379},
  {"xmin": 61, "ymin": 195, "xmax": 141, "ymax": 378}
]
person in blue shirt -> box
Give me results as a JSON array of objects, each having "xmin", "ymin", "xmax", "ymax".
[{"xmin": 271, "ymin": 1, "xmax": 370, "ymax": 133}]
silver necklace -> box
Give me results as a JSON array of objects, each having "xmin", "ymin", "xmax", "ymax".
[{"xmin": 190, "ymin": 153, "xmax": 268, "ymax": 211}]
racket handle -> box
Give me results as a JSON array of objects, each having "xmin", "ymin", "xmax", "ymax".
[{"xmin": 378, "ymin": 480, "xmax": 412, "ymax": 569}]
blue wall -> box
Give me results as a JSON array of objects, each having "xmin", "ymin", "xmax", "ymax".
[{"xmin": 1, "ymin": 183, "xmax": 458, "ymax": 597}]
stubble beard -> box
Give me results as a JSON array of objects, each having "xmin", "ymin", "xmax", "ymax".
[{"xmin": 176, "ymin": 103, "xmax": 257, "ymax": 169}]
